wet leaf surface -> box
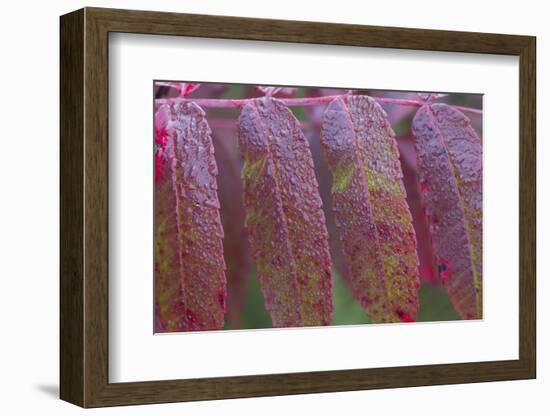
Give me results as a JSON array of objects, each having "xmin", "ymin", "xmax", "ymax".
[
  {"xmin": 321, "ymin": 95, "xmax": 420, "ymax": 323},
  {"xmin": 412, "ymin": 103, "xmax": 482, "ymax": 319},
  {"xmin": 155, "ymin": 102, "xmax": 227, "ymax": 332},
  {"xmin": 238, "ymin": 97, "xmax": 334, "ymax": 327}
]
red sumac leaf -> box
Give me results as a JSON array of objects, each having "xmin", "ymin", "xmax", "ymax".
[
  {"xmin": 321, "ymin": 96, "xmax": 420, "ymax": 323},
  {"xmin": 412, "ymin": 104, "xmax": 482, "ymax": 319},
  {"xmin": 155, "ymin": 102, "xmax": 227, "ymax": 332},
  {"xmin": 238, "ymin": 97, "xmax": 333, "ymax": 327}
]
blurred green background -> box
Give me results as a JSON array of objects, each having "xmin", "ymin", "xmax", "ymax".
[{"xmin": 225, "ymin": 269, "xmax": 460, "ymax": 330}]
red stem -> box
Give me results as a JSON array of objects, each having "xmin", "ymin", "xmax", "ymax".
[{"xmin": 155, "ymin": 95, "xmax": 482, "ymax": 115}]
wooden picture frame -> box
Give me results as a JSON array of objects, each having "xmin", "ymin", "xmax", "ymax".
[{"xmin": 60, "ymin": 7, "xmax": 536, "ymax": 408}]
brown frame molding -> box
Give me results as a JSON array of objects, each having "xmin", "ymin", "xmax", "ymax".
[{"xmin": 60, "ymin": 7, "xmax": 536, "ymax": 408}]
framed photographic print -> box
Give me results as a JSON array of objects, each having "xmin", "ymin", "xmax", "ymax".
[{"xmin": 60, "ymin": 7, "xmax": 536, "ymax": 408}]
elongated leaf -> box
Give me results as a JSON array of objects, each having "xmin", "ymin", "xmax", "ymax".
[
  {"xmin": 321, "ymin": 95, "xmax": 420, "ymax": 323},
  {"xmin": 154, "ymin": 102, "xmax": 227, "ymax": 332},
  {"xmin": 238, "ymin": 97, "xmax": 333, "ymax": 327},
  {"xmin": 412, "ymin": 103, "xmax": 482, "ymax": 319}
]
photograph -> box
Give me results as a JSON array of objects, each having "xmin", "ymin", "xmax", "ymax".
[
  {"xmin": 45, "ymin": 3, "xmax": 538, "ymax": 411},
  {"xmin": 153, "ymin": 82, "xmax": 483, "ymax": 333}
]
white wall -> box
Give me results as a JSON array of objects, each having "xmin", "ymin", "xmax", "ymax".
[{"xmin": 0, "ymin": 0, "xmax": 545, "ymax": 414}]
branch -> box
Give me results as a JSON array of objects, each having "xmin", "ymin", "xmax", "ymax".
[
  {"xmin": 154, "ymin": 95, "xmax": 482, "ymax": 115},
  {"xmin": 155, "ymin": 95, "xmax": 341, "ymax": 108}
]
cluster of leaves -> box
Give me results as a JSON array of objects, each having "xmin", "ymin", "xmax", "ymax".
[{"xmin": 154, "ymin": 83, "xmax": 482, "ymax": 332}]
